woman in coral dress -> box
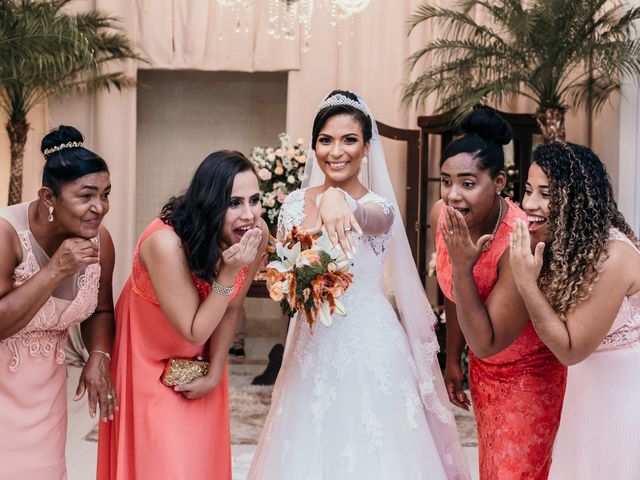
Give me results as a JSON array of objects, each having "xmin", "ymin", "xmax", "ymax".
[
  {"xmin": 433, "ymin": 109, "xmax": 566, "ymax": 479},
  {"xmin": 97, "ymin": 151, "xmax": 268, "ymax": 480},
  {"xmin": 0, "ymin": 126, "xmax": 116, "ymax": 480},
  {"xmin": 510, "ymin": 143, "xmax": 640, "ymax": 479}
]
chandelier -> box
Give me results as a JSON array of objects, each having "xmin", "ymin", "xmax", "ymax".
[{"xmin": 216, "ymin": 0, "xmax": 370, "ymax": 51}]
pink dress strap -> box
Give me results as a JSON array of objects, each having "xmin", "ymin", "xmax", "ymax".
[{"xmin": 597, "ymin": 228, "xmax": 640, "ymax": 351}]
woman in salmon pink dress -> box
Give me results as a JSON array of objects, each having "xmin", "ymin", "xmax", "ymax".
[
  {"xmin": 97, "ymin": 150, "xmax": 268, "ymax": 480},
  {"xmin": 433, "ymin": 109, "xmax": 566, "ymax": 479}
]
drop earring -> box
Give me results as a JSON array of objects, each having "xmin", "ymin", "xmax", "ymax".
[{"xmin": 48, "ymin": 206, "xmax": 54, "ymax": 223}]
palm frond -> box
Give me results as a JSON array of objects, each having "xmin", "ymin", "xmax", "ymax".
[
  {"xmin": 0, "ymin": 0, "xmax": 145, "ymax": 120},
  {"xmin": 404, "ymin": 0, "xmax": 640, "ymax": 120}
]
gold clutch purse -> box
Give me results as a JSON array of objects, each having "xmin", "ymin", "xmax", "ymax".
[{"xmin": 161, "ymin": 358, "xmax": 210, "ymax": 386}]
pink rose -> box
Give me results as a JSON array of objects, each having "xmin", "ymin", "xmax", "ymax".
[
  {"xmin": 258, "ymin": 168, "xmax": 272, "ymax": 181},
  {"xmin": 277, "ymin": 193, "xmax": 287, "ymax": 203}
]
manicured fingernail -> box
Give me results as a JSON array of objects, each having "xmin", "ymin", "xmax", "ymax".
[
  {"xmin": 91, "ymin": 412, "xmax": 95, "ymax": 418},
  {"xmin": 109, "ymin": 415, "xmax": 114, "ymax": 420}
]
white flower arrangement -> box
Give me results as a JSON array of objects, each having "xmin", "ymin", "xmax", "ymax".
[{"xmin": 251, "ymin": 133, "xmax": 307, "ymax": 233}]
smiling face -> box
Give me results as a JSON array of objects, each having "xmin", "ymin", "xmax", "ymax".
[
  {"xmin": 314, "ymin": 113, "xmax": 369, "ymax": 187},
  {"xmin": 523, "ymin": 162, "xmax": 551, "ymax": 244},
  {"xmin": 439, "ymin": 152, "xmax": 506, "ymax": 232},
  {"xmin": 221, "ymin": 170, "xmax": 262, "ymax": 245},
  {"xmin": 45, "ymin": 171, "xmax": 111, "ymax": 239}
]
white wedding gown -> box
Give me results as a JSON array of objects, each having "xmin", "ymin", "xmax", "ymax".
[{"xmin": 248, "ymin": 189, "xmax": 450, "ymax": 479}]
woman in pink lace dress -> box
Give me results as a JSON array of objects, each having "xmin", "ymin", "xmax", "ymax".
[
  {"xmin": 0, "ymin": 126, "xmax": 116, "ymax": 480},
  {"xmin": 510, "ymin": 142, "xmax": 640, "ymax": 480},
  {"xmin": 98, "ymin": 151, "xmax": 268, "ymax": 480},
  {"xmin": 434, "ymin": 109, "xmax": 566, "ymax": 479}
]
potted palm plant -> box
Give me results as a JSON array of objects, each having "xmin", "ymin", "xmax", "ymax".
[
  {"xmin": 0, "ymin": 0, "xmax": 143, "ymax": 205},
  {"xmin": 403, "ymin": 0, "xmax": 640, "ymax": 143}
]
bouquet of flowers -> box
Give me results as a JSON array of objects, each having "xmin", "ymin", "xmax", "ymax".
[
  {"xmin": 266, "ymin": 226, "xmax": 353, "ymax": 332},
  {"xmin": 250, "ymin": 134, "xmax": 307, "ymax": 233}
]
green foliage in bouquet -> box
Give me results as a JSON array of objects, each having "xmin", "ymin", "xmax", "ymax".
[{"xmin": 250, "ymin": 134, "xmax": 307, "ymax": 233}]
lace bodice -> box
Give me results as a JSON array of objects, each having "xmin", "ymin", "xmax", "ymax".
[
  {"xmin": 0, "ymin": 203, "xmax": 101, "ymax": 372},
  {"xmin": 598, "ymin": 229, "xmax": 640, "ymax": 351}
]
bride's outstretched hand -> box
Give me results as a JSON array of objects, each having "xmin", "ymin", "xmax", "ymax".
[
  {"xmin": 307, "ymin": 188, "xmax": 362, "ymax": 255},
  {"xmin": 221, "ymin": 227, "xmax": 262, "ymax": 271},
  {"xmin": 440, "ymin": 206, "xmax": 492, "ymax": 273},
  {"xmin": 509, "ymin": 219, "xmax": 545, "ymax": 292}
]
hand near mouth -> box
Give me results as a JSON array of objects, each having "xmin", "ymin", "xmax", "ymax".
[
  {"xmin": 221, "ymin": 227, "xmax": 262, "ymax": 270},
  {"xmin": 509, "ymin": 219, "xmax": 545, "ymax": 292},
  {"xmin": 440, "ymin": 206, "xmax": 493, "ymax": 273}
]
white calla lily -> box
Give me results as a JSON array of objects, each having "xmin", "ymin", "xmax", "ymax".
[
  {"xmin": 317, "ymin": 301, "xmax": 333, "ymax": 328},
  {"xmin": 312, "ymin": 233, "xmax": 343, "ymax": 260},
  {"xmin": 333, "ymin": 299, "xmax": 347, "ymax": 316},
  {"xmin": 268, "ymin": 241, "xmax": 302, "ymax": 272}
]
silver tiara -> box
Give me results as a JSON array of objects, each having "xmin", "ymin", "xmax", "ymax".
[
  {"xmin": 43, "ymin": 141, "xmax": 83, "ymax": 157},
  {"xmin": 317, "ymin": 93, "xmax": 368, "ymax": 115}
]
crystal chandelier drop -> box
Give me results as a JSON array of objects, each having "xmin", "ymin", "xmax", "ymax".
[
  {"xmin": 215, "ymin": 0, "xmax": 370, "ymax": 50},
  {"xmin": 216, "ymin": 0, "xmax": 254, "ymax": 36},
  {"xmin": 267, "ymin": 0, "xmax": 370, "ymax": 52}
]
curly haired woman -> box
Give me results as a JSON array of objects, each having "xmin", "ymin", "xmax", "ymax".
[{"xmin": 510, "ymin": 142, "xmax": 640, "ymax": 480}]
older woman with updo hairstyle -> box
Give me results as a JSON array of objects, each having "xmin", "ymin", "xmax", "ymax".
[
  {"xmin": 510, "ymin": 142, "xmax": 640, "ymax": 479},
  {"xmin": 433, "ymin": 108, "xmax": 567, "ymax": 479},
  {"xmin": 0, "ymin": 125, "xmax": 116, "ymax": 479}
]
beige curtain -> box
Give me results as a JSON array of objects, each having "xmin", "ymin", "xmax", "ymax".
[{"xmin": 136, "ymin": 0, "xmax": 299, "ymax": 71}]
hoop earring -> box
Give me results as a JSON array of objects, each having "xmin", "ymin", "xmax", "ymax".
[{"xmin": 48, "ymin": 206, "xmax": 54, "ymax": 223}]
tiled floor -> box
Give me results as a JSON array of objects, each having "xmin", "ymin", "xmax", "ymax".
[{"xmin": 65, "ymin": 338, "xmax": 479, "ymax": 479}]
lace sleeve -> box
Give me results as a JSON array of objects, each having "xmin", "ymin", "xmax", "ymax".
[{"xmin": 354, "ymin": 193, "xmax": 394, "ymax": 236}]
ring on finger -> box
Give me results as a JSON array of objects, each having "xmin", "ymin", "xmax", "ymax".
[
  {"xmin": 448, "ymin": 230, "xmax": 454, "ymax": 235},
  {"xmin": 344, "ymin": 227, "xmax": 352, "ymax": 232},
  {"xmin": 106, "ymin": 393, "xmax": 114, "ymax": 400}
]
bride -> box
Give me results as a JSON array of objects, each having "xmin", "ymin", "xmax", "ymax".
[{"xmin": 248, "ymin": 90, "xmax": 469, "ymax": 479}]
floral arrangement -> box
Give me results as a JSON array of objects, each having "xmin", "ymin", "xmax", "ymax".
[
  {"xmin": 266, "ymin": 226, "xmax": 353, "ymax": 332},
  {"xmin": 250, "ymin": 133, "xmax": 307, "ymax": 233}
]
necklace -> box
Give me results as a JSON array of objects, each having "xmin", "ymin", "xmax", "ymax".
[{"xmin": 481, "ymin": 197, "xmax": 504, "ymax": 252}]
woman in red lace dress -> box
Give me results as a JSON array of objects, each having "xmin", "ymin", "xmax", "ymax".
[
  {"xmin": 97, "ymin": 151, "xmax": 268, "ymax": 480},
  {"xmin": 432, "ymin": 109, "xmax": 566, "ymax": 479}
]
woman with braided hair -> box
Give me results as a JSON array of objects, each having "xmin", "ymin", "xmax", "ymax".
[{"xmin": 510, "ymin": 142, "xmax": 640, "ymax": 479}]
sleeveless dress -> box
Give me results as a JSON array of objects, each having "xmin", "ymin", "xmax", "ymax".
[
  {"xmin": 436, "ymin": 199, "xmax": 567, "ymax": 479},
  {"xmin": 249, "ymin": 189, "xmax": 462, "ymax": 480},
  {"xmin": 96, "ymin": 218, "xmax": 247, "ymax": 480},
  {"xmin": 549, "ymin": 229, "xmax": 640, "ymax": 479},
  {"xmin": 0, "ymin": 202, "xmax": 100, "ymax": 480}
]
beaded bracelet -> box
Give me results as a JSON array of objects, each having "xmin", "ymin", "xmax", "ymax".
[
  {"xmin": 211, "ymin": 279, "xmax": 234, "ymax": 296},
  {"xmin": 89, "ymin": 350, "xmax": 111, "ymax": 361}
]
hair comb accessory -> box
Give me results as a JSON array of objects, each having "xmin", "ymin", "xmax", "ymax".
[
  {"xmin": 316, "ymin": 93, "xmax": 368, "ymax": 116},
  {"xmin": 43, "ymin": 141, "xmax": 83, "ymax": 157}
]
